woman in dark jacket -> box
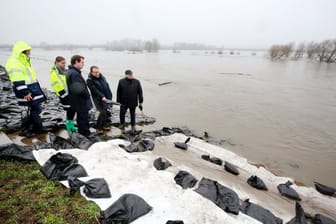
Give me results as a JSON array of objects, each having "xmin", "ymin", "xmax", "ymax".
[{"xmin": 86, "ymin": 66, "xmax": 112, "ymax": 134}]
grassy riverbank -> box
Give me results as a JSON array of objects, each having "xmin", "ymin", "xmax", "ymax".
[{"xmin": 0, "ymin": 159, "xmax": 100, "ymax": 224}]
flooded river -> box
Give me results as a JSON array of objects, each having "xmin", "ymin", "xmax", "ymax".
[{"xmin": 1, "ymin": 48, "xmax": 335, "ymax": 186}]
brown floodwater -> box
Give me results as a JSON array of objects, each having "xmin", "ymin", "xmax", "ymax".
[{"xmin": 1, "ymin": 49, "xmax": 335, "ymax": 187}]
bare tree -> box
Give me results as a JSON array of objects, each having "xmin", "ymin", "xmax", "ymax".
[{"xmin": 315, "ymin": 39, "xmax": 336, "ymax": 63}]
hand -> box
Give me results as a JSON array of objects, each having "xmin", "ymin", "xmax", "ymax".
[
  {"xmin": 24, "ymin": 93, "xmax": 32, "ymax": 101},
  {"xmin": 139, "ymin": 104, "xmax": 143, "ymax": 111},
  {"xmin": 102, "ymin": 97, "xmax": 107, "ymax": 102}
]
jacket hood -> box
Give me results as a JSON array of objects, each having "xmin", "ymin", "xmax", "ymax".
[{"xmin": 12, "ymin": 41, "xmax": 32, "ymax": 58}]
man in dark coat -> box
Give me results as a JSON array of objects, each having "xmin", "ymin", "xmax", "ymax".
[
  {"xmin": 86, "ymin": 66, "xmax": 113, "ymax": 134},
  {"xmin": 117, "ymin": 70, "xmax": 143, "ymax": 132},
  {"xmin": 66, "ymin": 55, "xmax": 93, "ymax": 137}
]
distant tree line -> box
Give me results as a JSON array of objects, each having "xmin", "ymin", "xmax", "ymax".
[
  {"xmin": 105, "ymin": 38, "xmax": 160, "ymax": 52},
  {"xmin": 269, "ymin": 39, "xmax": 336, "ymax": 63}
]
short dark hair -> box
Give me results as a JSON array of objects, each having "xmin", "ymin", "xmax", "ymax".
[
  {"xmin": 55, "ymin": 56, "xmax": 65, "ymax": 64},
  {"xmin": 70, "ymin": 55, "xmax": 84, "ymax": 65},
  {"xmin": 90, "ymin": 66, "xmax": 99, "ymax": 73},
  {"xmin": 125, "ymin": 70, "xmax": 133, "ymax": 75}
]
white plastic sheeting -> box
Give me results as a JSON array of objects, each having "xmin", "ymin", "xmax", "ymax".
[{"xmin": 33, "ymin": 133, "xmax": 336, "ymax": 223}]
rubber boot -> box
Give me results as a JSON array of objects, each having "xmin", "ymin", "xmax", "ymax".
[{"xmin": 66, "ymin": 120, "xmax": 78, "ymax": 133}]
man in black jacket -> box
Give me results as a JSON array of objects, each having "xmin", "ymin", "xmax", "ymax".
[
  {"xmin": 117, "ymin": 70, "xmax": 143, "ymax": 132},
  {"xmin": 86, "ymin": 66, "xmax": 113, "ymax": 134},
  {"xmin": 66, "ymin": 55, "xmax": 93, "ymax": 137}
]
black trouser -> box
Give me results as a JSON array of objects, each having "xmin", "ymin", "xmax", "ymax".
[
  {"xmin": 21, "ymin": 104, "xmax": 42, "ymax": 131},
  {"xmin": 120, "ymin": 105, "xmax": 136, "ymax": 126},
  {"xmin": 66, "ymin": 110, "xmax": 76, "ymax": 120},
  {"xmin": 76, "ymin": 111, "xmax": 90, "ymax": 137},
  {"xmin": 96, "ymin": 103, "xmax": 108, "ymax": 130}
]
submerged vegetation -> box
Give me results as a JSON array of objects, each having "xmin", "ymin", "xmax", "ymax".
[{"xmin": 269, "ymin": 39, "xmax": 336, "ymax": 63}]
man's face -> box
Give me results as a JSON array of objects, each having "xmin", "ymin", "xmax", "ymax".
[
  {"xmin": 126, "ymin": 73, "xmax": 133, "ymax": 79},
  {"xmin": 91, "ymin": 68, "xmax": 100, "ymax": 78},
  {"xmin": 75, "ymin": 58, "xmax": 84, "ymax": 69}
]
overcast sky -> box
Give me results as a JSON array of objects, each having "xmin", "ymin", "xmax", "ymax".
[{"xmin": 1, "ymin": 0, "xmax": 335, "ymax": 48}]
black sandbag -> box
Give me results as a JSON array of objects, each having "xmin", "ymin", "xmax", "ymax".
[
  {"xmin": 224, "ymin": 161, "xmax": 240, "ymax": 176},
  {"xmin": 209, "ymin": 156, "xmax": 223, "ymax": 166},
  {"xmin": 166, "ymin": 221, "xmax": 184, "ymax": 224},
  {"xmin": 40, "ymin": 152, "xmax": 87, "ymax": 180},
  {"xmin": 313, "ymin": 214, "xmax": 336, "ymax": 224},
  {"xmin": 60, "ymin": 163, "xmax": 88, "ymax": 181},
  {"xmin": 240, "ymin": 199, "xmax": 283, "ymax": 224},
  {"xmin": 70, "ymin": 132, "xmax": 93, "ymax": 150},
  {"xmin": 34, "ymin": 142, "xmax": 54, "ymax": 150},
  {"xmin": 287, "ymin": 202, "xmax": 307, "ymax": 224},
  {"xmin": 174, "ymin": 170, "xmax": 198, "ymax": 189},
  {"xmin": 201, "ymin": 154, "xmax": 210, "ymax": 161},
  {"xmin": 100, "ymin": 194, "xmax": 152, "ymax": 224},
  {"xmin": 68, "ymin": 176, "xmax": 85, "ymax": 195},
  {"xmin": 153, "ymin": 157, "xmax": 172, "ymax": 170},
  {"xmin": 0, "ymin": 143, "xmax": 35, "ymax": 161},
  {"xmin": 314, "ymin": 182, "xmax": 336, "ymax": 196},
  {"xmin": 247, "ymin": 175, "xmax": 268, "ymax": 191},
  {"xmin": 174, "ymin": 137, "xmax": 191, "ymax": 150},
  {"xmin": 137, "ymin": 139, "xmax": 155, "ymax": 152},
  {"xmin": 120, "ymin": 144, "xmax": 138, "ymax": 153},
  {"xmin": 83, "ymin": 178, "xmax": 111, "ymax": 198},
  {"xmin": 277, "ymin": 181, "xmax": 301, "ymax": 201},
  {"xmin": 49, "ymin": 133, "xmax": 74, "ymax": 150},
  {"xmin": 195, "ymin": 177, "xmax": 240, "ymax": 215}
]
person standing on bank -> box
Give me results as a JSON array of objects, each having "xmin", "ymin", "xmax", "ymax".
[
  {"xmin": 66, "ymin": 55, "xmax": 93, "ymax": 137},
  {"xmin": 117, "ymin": 69, "xmax": 143, "ymax": 132},
  {"xmin": 86, "ymin": 66, "xmax": 113, "ymax": 134},
  {"xmin": 49, "ymin": 56, "xmax": 78, "ymax": 133},
  {"xmin": 5, "ymin": 41, "xmax": 47, "ymax": 137}
]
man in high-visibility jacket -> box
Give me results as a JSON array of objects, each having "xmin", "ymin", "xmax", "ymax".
[
  {"xmin": 5, "ymin": 41, "xmax": 47, "ymax": 137},
  {"xmin": 49, "ymin": 56, "xmax": 78, "ymax": 133}
]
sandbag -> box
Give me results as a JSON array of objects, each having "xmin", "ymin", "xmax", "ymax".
[
  {"xmin": 240, "ymin": 199, "xmax": 283, "ymax": 224},
  {"xmin": 84, "ymin": 178, "xmax": 111, "ymax": 198},
  {"xmin": 119, "ymin": 144, "xmax": 139, "ymax": 153},
  {"xmin": 70, "ymin": 132, "xmax": 93, "ymax": 150},
  {"xmin": 247, "ymin": 175, "xmax": 268, "ymax": 191},
  {"xmin": 49, "ymin": 133, "xmax": 75, "ymax": 150},
  {"xmin": 313, "ymin": 214, "xmax": 336, "ymax": 224},
  {"xmin": 100, "ymin": 194, "xmax": 152, "ymax": 224},
  {"xmin": 59, "ymin": 164, "xmax": 88, "ymax": 181},
  {"xmin": 277, "ymin": 181, "xmax": 301, "ymax": 201},
  {"xmin": 201, "ymin": 154, "xmax": 210, "ymax": 161},
  {"xmin": 174, "ymin": 170, "xmax": 198, "ymax": 189},
  {"xmin": 195, "ymin": 177, "xmax": 240, "ymax": 215},
  {"xmin": 209, "ymin": 156, "xmax": 223, "ymax": 166},
  {"xmin": 314, "ymin": 182, "xmax": 336, "ymax": 196},
  {"xmin": 166, "ymin": 221, "xmax": 184, "ymax": 224},
  {"xmin": 137, "ymin": 139, "xmax": 155, "ymax": 152},
  {"xmin": 286, "ymin": 202, "xmax": 307, "ymax": 224},
  {"xmin": 40, "ymin": 152, "xmax": 88, "ymax": 180},
  {"xmin": 224, "ymin": 161, "xmax": 240, "ymax": 176},
  {"xmin": 0, "ymin": 143, "xmax": 35, "ymax": 161},
  {"xmin": 153, "ymin": 157, "xmax": 172, "ymax": 170},
  {"xmin": 174, "ymin": 137, "xmax": 191, "ymax": 150}
]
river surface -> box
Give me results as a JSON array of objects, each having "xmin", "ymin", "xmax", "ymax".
[{"xmin": 1, "ymin": 48, "xmax": 335, "ymax": 187}]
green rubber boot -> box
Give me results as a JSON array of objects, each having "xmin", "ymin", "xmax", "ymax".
[{"xmin": 66, "ymin": 120, "xmax": 78, "ymax": 133}]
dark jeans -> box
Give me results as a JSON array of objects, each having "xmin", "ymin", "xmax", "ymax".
[
  {"xmin": 120, "ymin": 105, "xmax": 136, "ymax": 126},
  {"xmin": 76, "ymin": 111, "xmax": 91, "ymax": 137}
]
